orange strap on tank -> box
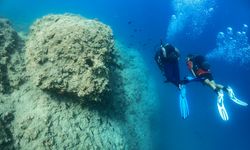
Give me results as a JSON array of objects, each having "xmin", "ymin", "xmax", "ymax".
[{"xmin": 195, "ymin": 69, "xmax": 209, "ymax": 76}]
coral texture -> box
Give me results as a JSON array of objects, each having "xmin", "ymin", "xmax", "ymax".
[
  {"xmin": 25, "ymin": 14, "xmax": 116, "ymax": 101},
  {"xmin": 0, "ymin": 15, "xmax": 157, "ymax": 150},
  {"xmin": 0, "ymin": 18, "xmax": 25, "ymax": 93}
]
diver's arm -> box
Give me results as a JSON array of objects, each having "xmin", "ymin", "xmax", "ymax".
[{"xmin": 187, "ymin": 60, "xmax": 196, "ymax": 77}]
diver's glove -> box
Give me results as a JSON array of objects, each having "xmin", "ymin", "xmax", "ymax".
[
  {"xmin": 217, "ymin": 90, "xmax": 229, "ymax": 121},
  {"xmin": 185, "ymin": 76, "xmax": 195, "ymax": 81},
  {"xmin": 226, "ymin": 86, "xmax": 248, "ymax": 106},
  {"xmin": 179, "ymin": 85, "xmax": 189, "ymax": 119},
  {"xmin": 180, "ymin": 76, "xmax": 194, "ymax": 84},
  {"xmin": 181, "ymin": 76, "xmax": 204, "ymax": 84}
]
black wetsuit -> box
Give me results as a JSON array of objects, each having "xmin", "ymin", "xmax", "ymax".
[{"xmin": 155, "ymin": 44, "xmax": 180, "ymax": 87}]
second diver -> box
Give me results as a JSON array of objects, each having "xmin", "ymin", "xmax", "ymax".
[{"xmin": 185, "ymin": 54, "xmax": 248, "ymax": 121}]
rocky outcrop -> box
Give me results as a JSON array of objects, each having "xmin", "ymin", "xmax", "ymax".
[
  {"xmin": 11, "ymin": 83, "xmax": 126, "ymax": 149},
  {"xmin": 0, "ymin": 111, "xmax": 15, "ymax": 149},
  {"xmin": 0, "ymin": 15, "xmax": 158, "ymax": 150},
  {"xmin": 0, "ymin": 119, "xmax": 10, "ymax": 148},
  {"xmin": 25, "ymin": 14, "xmax": 116, "ymax": 102},
  {"xmin": 9, "ymin": 41, "xmax": 157, "ymax": 150},
  {"xmin": 0, "ymin": 18, "xmax": 25, "ymax": 93},
  {"xmin": 116, "ymin": 42, "xmax": 157, "ymax": 150}
]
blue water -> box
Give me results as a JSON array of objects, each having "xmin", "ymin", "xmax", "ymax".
[{"xmin": 1, "ymin": 0, "xmax": 250, "ymax": 149}]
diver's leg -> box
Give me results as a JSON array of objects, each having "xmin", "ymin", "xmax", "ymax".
[
  {"xmin": 208, "ymin": 80, "xmax": 228, "ymax": 93},
  {"xmin": 204, "ymin": 79, "xmax": 217, "ymax": 91},
  {"xmin": 210, "ymin": 81, "xmax": 227, "ymax": 91},
  {"xmin": 214, "ymin": 83, "xmax": 224, "ymax": 90}
]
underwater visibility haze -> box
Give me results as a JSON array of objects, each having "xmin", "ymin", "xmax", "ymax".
[{"xmin": 0, "ymin": 0, "xmax": 250, "ymax": 149}]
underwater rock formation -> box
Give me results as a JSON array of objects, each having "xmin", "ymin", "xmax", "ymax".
[
  {"xmin": 0, "ymin": 14, "xmax": 158, "ymax": 150},
  {"xmin": 0, "ymin": 119, "xmax": 10, "ymax": 148},
  {"xmin": 116, "ymin": 42, "xmax": 157, "ymax": 150},
  {"xmin": 0, "ymin": 111, "xmax": 14, "ymax": 149},
  {"xmin": 25, "ymin": 14, "xmax": 116, "ymax": 101},
  {"xmin": 0, "ymin": 18, "xmax": 24, "ymax": 149},
  {"xmin": 11, "ymin": 83, "xmax": 126, "ymax": 149},
  {"xmin": 10, "ymin": 42, "xmax": 156, "ymax": 149},
  {"xmin": 0, "ymin": 18, "xmax": 25, "ymax": 93}
]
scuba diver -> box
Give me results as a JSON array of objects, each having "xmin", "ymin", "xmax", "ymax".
[
  {"xmin": 155, "ymin": 43, "xmax": 180, "ymax": 88},
  {"xmin": 155, "ymin": 43, "xmax": 189, "ymax": 119},
  {"xmin": 185, "ymin": 54, "xmax": 248, "ymax": 121}
]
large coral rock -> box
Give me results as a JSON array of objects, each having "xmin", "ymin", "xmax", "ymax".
[
  {"xmin": 25, "ymin": 14, "xmax": 116, "ymax": 101},
  {"xmin": 11, "ymin": 84, "xmax": 126, "ymax": 149},
  {"xmin": 0, "ymin": 18, "xmax": 24, "ymax": 93},
  {"xmin": 10, "ymin": 41, "xmax": 157, "ymax": 150},
  {"xmin": 0, "ymin": 16, "xmax": 158, "ymax": 150}
]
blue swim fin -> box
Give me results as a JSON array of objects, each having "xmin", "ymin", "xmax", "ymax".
[
  {"xmin": 179, "ymin": 85, "xmax": 189, "ymax": 119},
  {"xmin": 227, "ymin": 86, "xmax": 248, "ymax": 106},
  {"xmin": 217, "ymin": 90, "xmax": 229, "ymax": 121}
]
